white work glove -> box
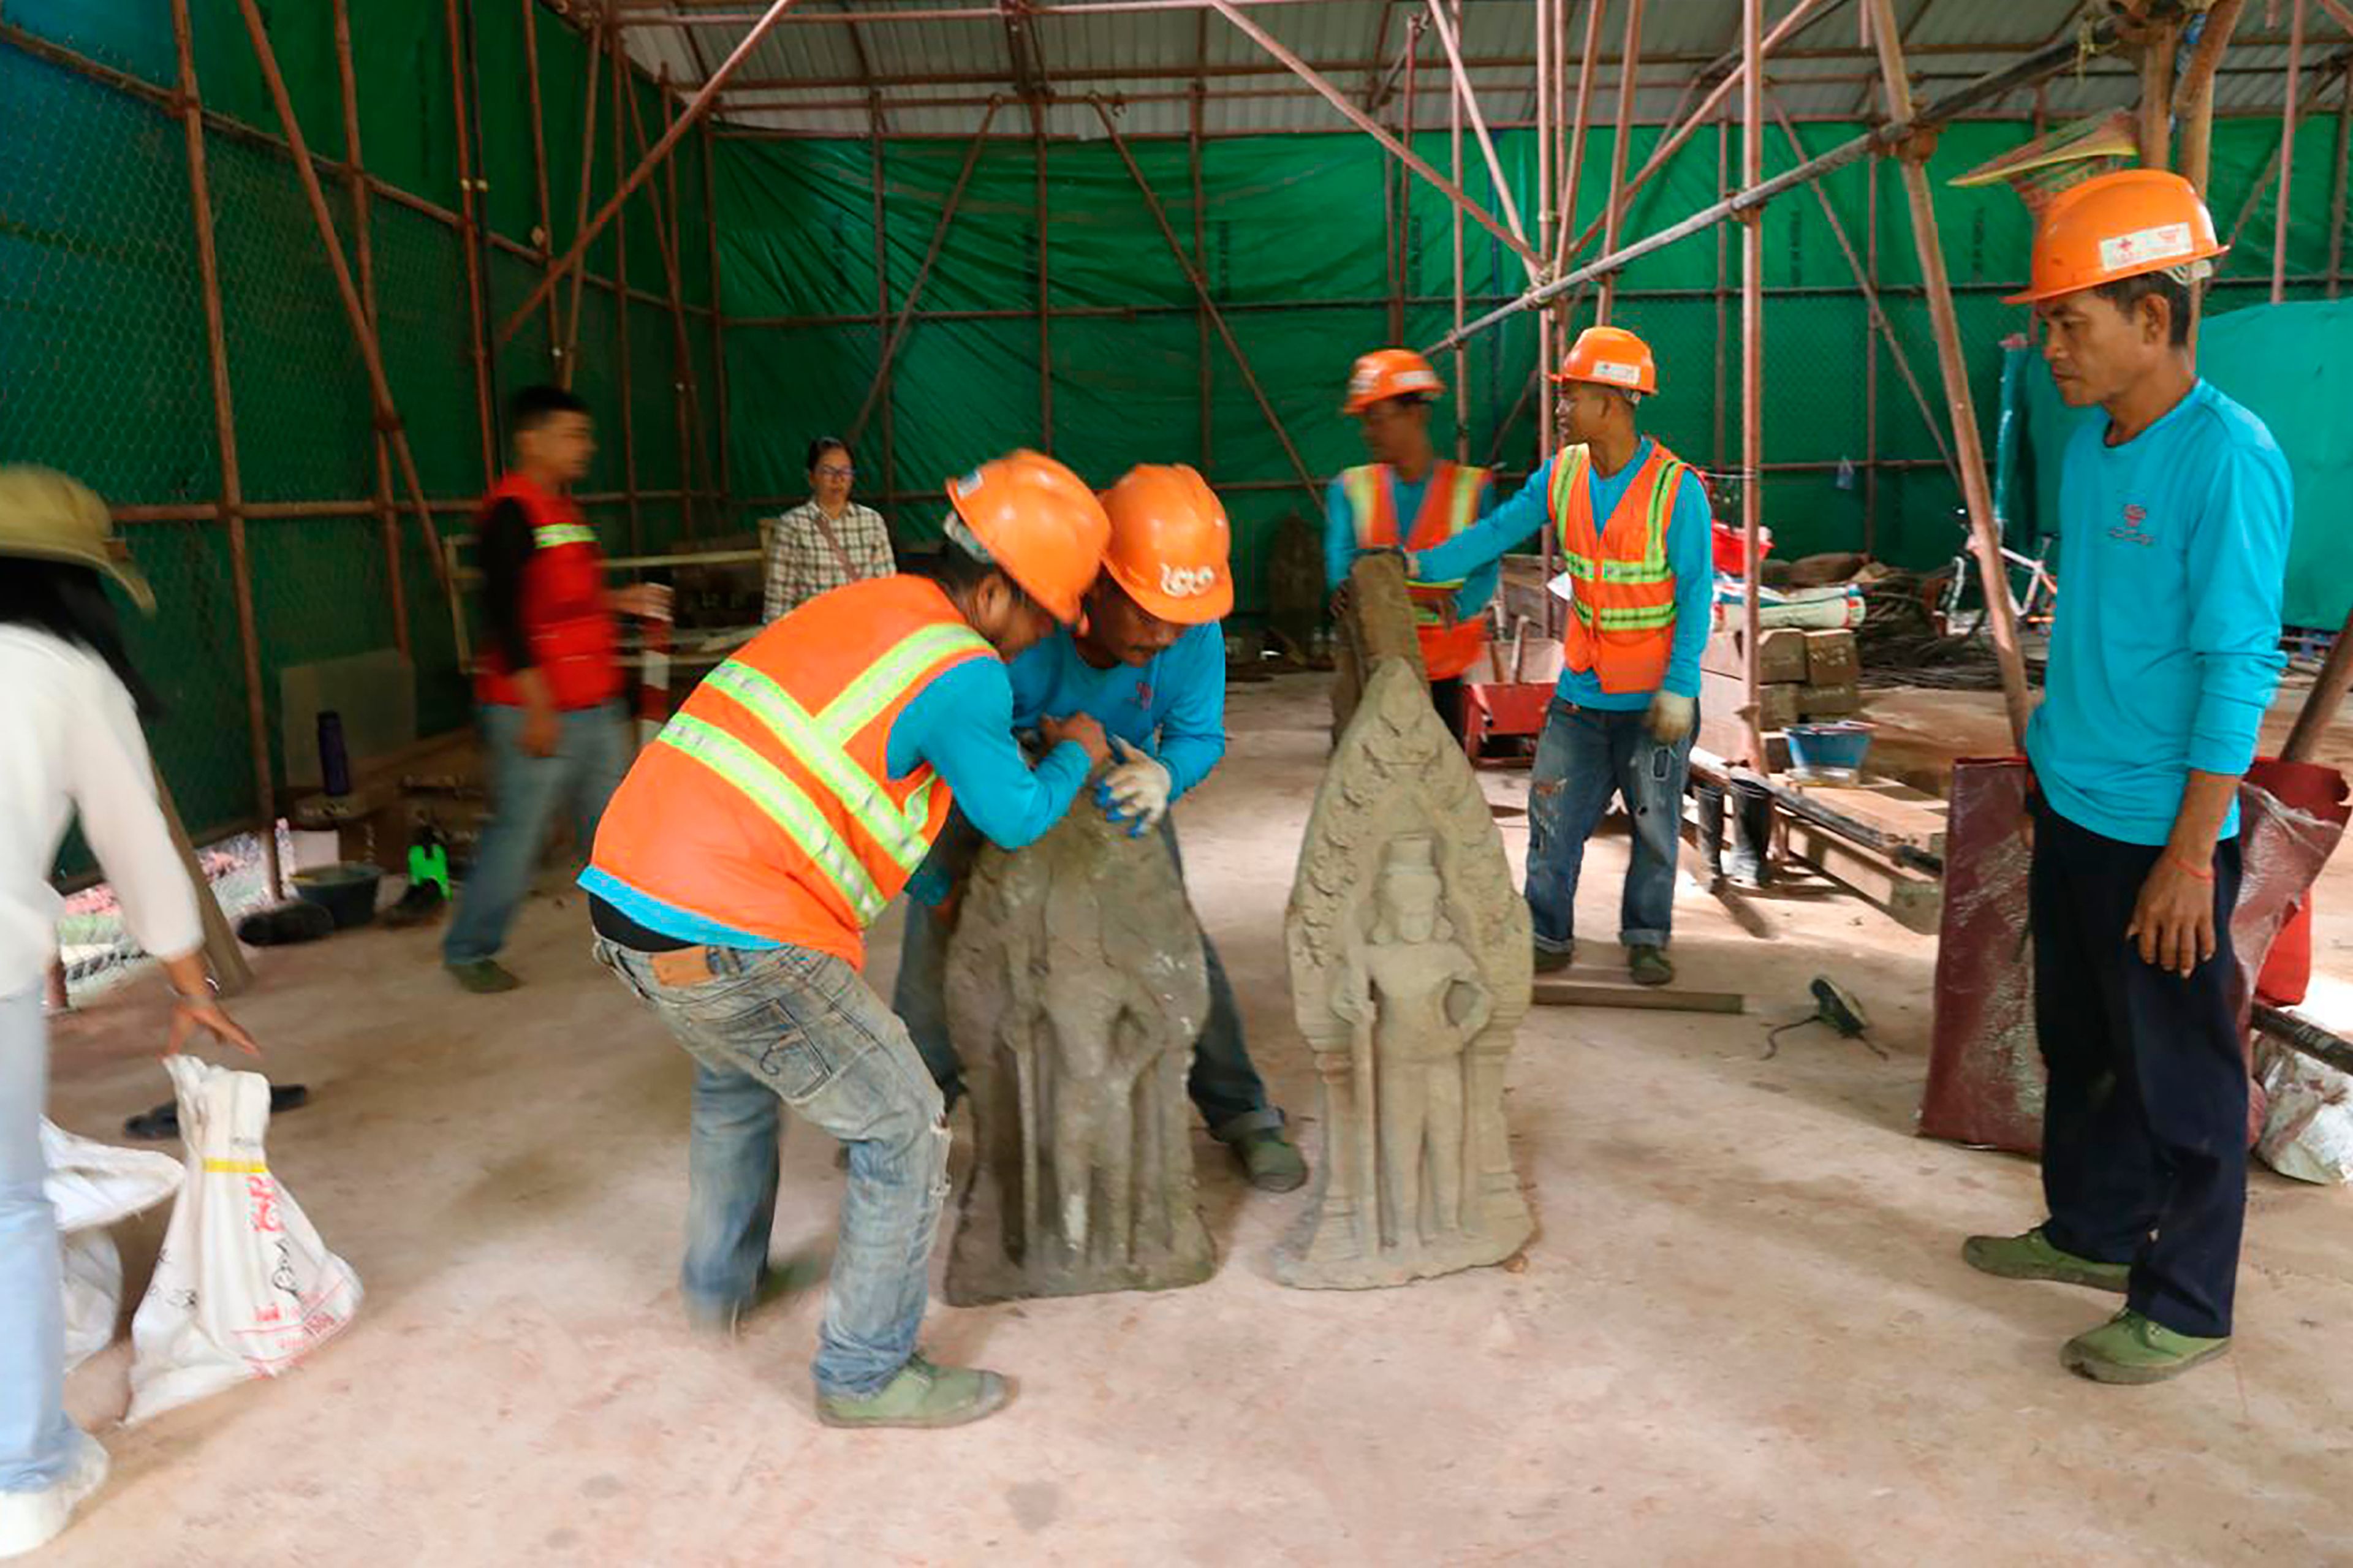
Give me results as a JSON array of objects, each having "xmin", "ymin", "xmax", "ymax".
[
  {"xmin": 1097, "ymin": 736, "xmax": 1174, "ymax": 837},
  {"xmin": 1645, "ymin": 690, "xmax": 1696, "ymax": 746}
]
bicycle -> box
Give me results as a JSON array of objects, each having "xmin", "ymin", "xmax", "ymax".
[{"xmin": 1927, "ymin": 526, "xmax": 2056, "ymax": 638}]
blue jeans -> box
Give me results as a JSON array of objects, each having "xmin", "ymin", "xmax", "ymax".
[
  {"xmin": 594, "ymin": 940, "xmax": 950, "ymax": 1399},
  {"xmin": 1526, "ymin": 699, "xmax": 1693, "ymax": 953},
  {"xmin": 444, "ymin": 702, "xmax": 630, "ymax": 965},
  {"xmin": 894, "ymin": 820, "xmax": 1282, "ymax": 1142},
  {"xmin": 1, "ymin": 985, "xmax": 79, "ymax": 1494}
]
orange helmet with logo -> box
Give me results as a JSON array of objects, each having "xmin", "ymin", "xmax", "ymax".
[
  {"xmin": 2005, "ymin": 168, "xmax": 2226, "ymax": 306},
  {"xmin": 1098, "ymin": 463, "xmax": 1233, "ymax": 624},
  {"xmin": 1552, "ymin": 325, "xmax": 1658, "ymax": 395},
  {"xmin": 944, "ymin": 450, "xmax": 1111, "ymax": 625},
  {"xmin": 1343, "ymin": 348, "xmax": 1446, "ymax": 415}
]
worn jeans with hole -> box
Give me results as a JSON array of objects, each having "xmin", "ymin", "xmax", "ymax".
[
  {"xmin": 1526, "ymin": 699, "xmax": 1693, "ymax": 953},
  {"xmin": 593, "ymin": 940, "xmax": 950, "ymax": 1398},
  {"xmin": 893, "ymin": 819, "xmax": 1282, "ymax": 1141},
  {"xmin": 0, "ymin": 984, "xmax": 80, "ymax": 1493},
  {"xmin": 444, "ymin": 702, "xmax": 630, "ymax": 966}
]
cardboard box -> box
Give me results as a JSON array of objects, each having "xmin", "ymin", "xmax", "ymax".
[
  {"xmin": 1797, "ymin": 681, "xmax": 1861, "ymax": 718},
  {"xmin": 1701, "ymin": 625, "xmax": 1809, "ymax": 686},
  {"xmin": 1805, "ymin": 629, "xmax": 1859, "ymax": 686}
]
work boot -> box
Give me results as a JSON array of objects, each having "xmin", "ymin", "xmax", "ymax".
[
  {"xmin": 447, "ymin": 958, "xmax": 521, "ymax": 994},
  {"xmin": 1627, "ymin": 947, "xmax": 1675, "ymax": 987},
  {"xmin": 816, "ymin": 1355, "xmax": 1010, "ymax": 1430},
  {"xmin": 1961, "ymin": 1226, "xmax": 2129, "ymax": 1293},
  {"xmin": 1532, "ymin": 941, "xmax": 1575, "ymax": 974},
  {"xmin": 0, "ymin": 1432, "xmax": 108, "ymax": 1560},
  {"xmin": 2061, "ymin": 1309, "xmax": 2230, "ymax": 1385},
  {"xmin": 1233, "ymin": 1127, "xmax": 1308, "ymax": 1192}
]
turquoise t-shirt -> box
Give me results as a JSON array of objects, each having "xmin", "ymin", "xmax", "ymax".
[
  {"xmin": 1006, "ymin": 621, "xmax": 1227, "ymax": 802},
  {"xmin": 1322, "ymin": 464, "xmax": 1501, "ymax": 621}
]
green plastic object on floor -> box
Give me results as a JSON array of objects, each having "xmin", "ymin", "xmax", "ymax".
[{"xmin": 408, "ymin": 836, "xmax": 450, "ymax": 897}]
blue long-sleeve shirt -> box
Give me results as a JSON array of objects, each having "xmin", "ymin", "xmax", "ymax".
[
  {"xmin": 2025, "ymin": 379, "xmax": 2290, "ymax": 847},
  {"xmin": 1413, "ymin": 439, "xmax": 1715, "ymax": 706},
  {"xmin": 1007, "ymin": 622, "xmax": 1228, "ymax": 804},
  {"xmin": 1323, "ymin": 465, "xmax": 1502, "ymax": 621}
]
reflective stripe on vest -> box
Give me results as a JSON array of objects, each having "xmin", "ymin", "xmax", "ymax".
[
  {"xmin": 1552, "ymin": 447, "xmax": 1686, "ymax": 629},
  {"xmin": 1341, "ymin": 461, "xmax": 1488, "ymax": 619},
  {"xmin": 652, "ymin": 620, "xmax": 990, "ymax": 923},
  {"xmin": 533, "ymin": 522, "xmax": 600, "ymax": 550}
]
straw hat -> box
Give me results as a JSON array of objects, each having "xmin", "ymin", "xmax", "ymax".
[{"xmin": 0, "ymin": 466, "xmax": 154, "ymax": 612}]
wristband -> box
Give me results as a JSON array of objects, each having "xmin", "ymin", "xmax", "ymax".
[
  {"xmin": 2169, "ymin": 854, "xmax": 2215, "ymax": 884},
  {"xmin": 168, "ymin": 974, "xmax": 221, "ymax": 1003}
]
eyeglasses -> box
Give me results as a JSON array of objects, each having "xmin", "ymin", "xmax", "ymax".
[{"xmin": 816, "ymin": 465, "xmax": 855, "ymax": 481}]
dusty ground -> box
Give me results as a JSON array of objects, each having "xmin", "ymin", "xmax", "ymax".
[{"xmin": 37, "ymin": 674, "xmax": 2353, "ymax": 1567}]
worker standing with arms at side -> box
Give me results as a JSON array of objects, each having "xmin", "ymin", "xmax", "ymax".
[
  {"xmin": 580, "ymin": 451, "xmax": 1110, "ymax": 1430},
  {"xmin": 444, "ymin": 385, "xmax": 670, "ymax": 994},
  {"xmin": 1403, "ymin": 327, "xmax": 1712, "ymax": 988},
  {"xmin": 1961, "ymin": 170, "xmax": 2289, "ymax": 1385},
  {"xmin": 895, "ymin": 464, "xmax": 1307, "ymax": 1192},
  {"xmin": 1325, "ymin": 349, "xmax": 1499, "ymax": 738}
]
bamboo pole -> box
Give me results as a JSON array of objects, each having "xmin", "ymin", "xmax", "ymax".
[
  {"xmin": 1192, "ymin": 74, "xmax": 1213, "ymax": 471},
  {"xmin": 172, "ymin": 0, "xmax": 279, "ymax": 901},
  {"xmin": 2275, "ymin": 0, "xmax": 2309, "ymax": 305},
  {"xmin": 2331, "ymin": 75, "xmax": 2351, "ymax": 297},
  {"xmin": 703, "ymin": 115, "xmax": 732, "ymax": 515},
  {"xmin": 1739, "ymin": 0, "xmax": 1767, "ymax": 773},
  {"xmin": 1400, "ymin": 25, "xmax": 1419, "ymax": 343},
  {"xmin": 1450, "ymin": 0, "xmax": 1467, "ymax": 464},
  {"xmin": 2281, "ymin": 606, "xmax": 2353, "ymax": 763},
  {"xmin": 522, "ymin": 0, "xmax": 563, "ymax": 362},
  {"xmin": 1424, "ymin": 0, "xmax": 1531, "ymax": 261},
  {"xmin": 610, "ymin": 30, "xmax": 640, "ymax": 551},
  {"xmin": 1536, "ymin": 0, "xmax": 1554, "ymax": 463},
  {"xmin": 1594, "ymin": 0, "xmax": 1645, "ymax": 323},
  {"xmin": 1036, "ymin": 103, "xmax": 1054, "ymax": 452},
  {"xmin": 562, "ymin": 15, "xmax": 604, "ymax": 382},
  {"xmin": 1556, "ymin": 0, "xmax": 1607, "ymax": 277},
  {"xmin": 626, "ymin": 66, "xmax": 708, "ymax": 540},
  {"xmin": 331, "ymin": 0, "xmax": 408, "ymax": 659},
  {"xmin": 1865, "ymin": 0, "xmax": 2030, "ymax": 748},
  {"xmin": 1713, "ymin": 108, "xmax": 1728, "ymax": 471},
  {"xmin": 1863, "ymin": 94, "xmax": 1879, "ymax": 553},
  {"xmin": 2137, "ymin": 16, "xmax": 2182, "ymax": 170},
  {"xmin": 1092, "ymin": 97, "xmax": 1320, "ymax": 506},
  {"xmin": 867, "ymin": 103, "xmax": 895, "ymax": 522},
  {"xmin": 445, "ymin": 0, "xmax": 496, "ymax": 480}
]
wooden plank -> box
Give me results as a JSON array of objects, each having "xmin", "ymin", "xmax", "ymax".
[
  {"xmin": 154, "ymin": 763, "xmax": 254, "ymax": 997},
  {"xmin": 1531, "ymin": 979, "xmax": 1747, "ymax": 1014},
  {"xmin": 1784, "ymin": 818, "xmax": 1942, "ymax": 935},
  {"xmin": 1790, "ymin": 776, "xmax": 1948, "ymax": 856}
]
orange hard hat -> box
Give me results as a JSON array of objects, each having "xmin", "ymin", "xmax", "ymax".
[
  {"xmin": 944, "ymin": 450, "xmax": 1111, "ymax": 624},
  {"xmin": 2006, "ymin": 168, "xmax": 2226, "ymax": 306},
  {"xmin": 1098, "ymin": 463, "xmax": 1234, "ymax": 624},
  {"xmin": 1343, "ymin": 348, "xmax": 1445, "ymax": 415},
  {"xmin": 1552, "ymin": 325, "xmax": 1658, "ymax": 395}
]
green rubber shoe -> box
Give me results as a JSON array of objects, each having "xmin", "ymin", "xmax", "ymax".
[
  {"xmin": 2061, "ymin": 1309, "xmax": 2230, "ymax": 1385},
  {"xmin": 446, "ymin": 959, "xmax": 521, "ymax": 994},
  {"xmin": 1961, "ymin": 1227, "xmax": 2130, "ymax": 1293},
  {"xmin": 1533, "ymin": 941, "xmax": 1575, "ymax": 974},
  {"xmin": 1235, "ymin": 1127, "xmax": 1308, "ymax": 1193},
  {"xmin": 816, "ymin": 1356, "xmax": 1010, "ymax": 1430},
  {"xmin": 1627, "ymin": 947, "xmax": 1675, "ymax": 987}
]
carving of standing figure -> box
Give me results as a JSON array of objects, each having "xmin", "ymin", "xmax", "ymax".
[{"xmin": 1333, "ymin": 838, "xmax": 1495, "ymax": 1246}]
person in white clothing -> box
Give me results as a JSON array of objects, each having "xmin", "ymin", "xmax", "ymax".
[{"xmin": 0, "ymin": 467, "xmax": 257, "ymax": 1560}]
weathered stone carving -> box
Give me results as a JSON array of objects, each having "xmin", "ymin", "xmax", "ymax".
[
  {"xmin": 1279, "ymin": 656, "xmax": 1534, "ymax": 1289},
  {"xmin": 1330, "ymin": 551, "xmax": 1430, "ymax": 743},
  {"xmin": 943, "ymin": 805, "xmax": 1215, "ymax": 1305}
]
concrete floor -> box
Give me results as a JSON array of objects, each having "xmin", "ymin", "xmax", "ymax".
[{"xmin": 37, "ymin": 674, "xmax": 2353, "ymax": 1566}]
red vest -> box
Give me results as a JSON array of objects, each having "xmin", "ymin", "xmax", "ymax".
[
  {"xmin": 1548, "ymin": 441, "xmax": 1695, "ymax": 695},
  {"xmin": 1341, "ymin": 460, "xmax": 1493, "ymax": 680},
  {"xmin": 474, "ymin": 474, "xmax": 621, "ymax": 711},
  {"xmin": 588, "ymin": 577, "xmax": 993, "ymax": 968}
]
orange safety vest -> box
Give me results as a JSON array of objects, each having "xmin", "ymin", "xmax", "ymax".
[
  {"xmin": 587, "ymin": 576, "xmax": 994, "ymax": 966},
  {"xmin": 474, "ymin": 472, "xmax": 621, "ymax": 711},
  {"xmin": 1548, "ymin": 441, "xmax": 1696, "ymax": 695},
  {"xmin": 1341, "ymin": 461, "xmax": 1492, "ymax": 680}
]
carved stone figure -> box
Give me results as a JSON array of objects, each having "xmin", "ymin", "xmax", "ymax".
[
  {"xmin": 1329, "ymin": 551, "xmax": 1429, "ymax": 743},
  {"xmin": 1279, "ymin": 656, "xmax": 1534, "ymax": 1289},
  {"xmin": 943, "ymin": 804, "xmax": 1215, "ymax": 1304}
]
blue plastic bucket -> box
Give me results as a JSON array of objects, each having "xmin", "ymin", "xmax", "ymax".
[{"xmin": 1786, "ymin": 722, "xmax": 1874, "ymax": 780}]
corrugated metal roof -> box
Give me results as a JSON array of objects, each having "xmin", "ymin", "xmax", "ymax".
[{"xmin": 617, "ymin": 0, "xmax": 2353, "ymax": 138}]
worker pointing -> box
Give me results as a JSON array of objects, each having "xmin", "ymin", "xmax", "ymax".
[
  {"xmin": 1404, "ymin": 325, "xmax": 1714, "ymax": 988},
  {"xmin": 1961, "ymin": 170, "xmax": 2289, "ymax": 1386},
  {"xmin": 580, "ymin": 450, "xmax": 1112, "ymax": 1431},
  {"xmin": 1326, "ymin": 349, "xmax": 1500, "ymax": 738},
  {"xmin": 895, "ymin": 464, "xmax": 1308, "ymax": 1192}
]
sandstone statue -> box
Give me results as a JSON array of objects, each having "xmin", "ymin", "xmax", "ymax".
[
  {"xmin": 943, "ymin": 803, "xmax": 1216, "ymax": 1304},
  {"xmin": 1279, "ymin": 656, "xmax": 1534, "ymax": 1288}
]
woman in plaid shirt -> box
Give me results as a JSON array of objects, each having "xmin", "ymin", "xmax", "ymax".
[{"xmin": 762, "ymin": 437, "xmax": 896, "ymax": 621}]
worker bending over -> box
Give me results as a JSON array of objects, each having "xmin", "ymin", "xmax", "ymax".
[
  {"xmin": 1406, "ymin": 327, "xmax": 1711, "ymax": 987},
  {"xmin": 896, "ymin": 464, "xmax": 1308, "ymax": 1193},
  {"xmin": 1963, "ymin": 170, "xmax": 2289, "ymax": 1385},
  {"xmin": 1325, "ymin": 349, "xmax": 1499, "ymax": 737},
  {"xmin": 581, "ymin": 451, "xmax": 1112, "ymax": 1430}
]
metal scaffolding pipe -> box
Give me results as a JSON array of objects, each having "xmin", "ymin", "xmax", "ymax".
[
  {"xmin": 1426, "ymin": 0, "xmax": 1531, "ymax": 259},
  {"xmin": 1738, "ymin": 0, "xmax": 1766, "ymax": 773},
  {"xmin": 2276, "ymin": 0, "xmax": 2309, "ymax": 304},
  {"xmin": 1594, "ymin": 0, "xmax": 1644, "ymax": 322}
]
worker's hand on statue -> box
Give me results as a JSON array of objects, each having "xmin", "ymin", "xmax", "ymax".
[
  {"xmin": 520, "ymin": 698, "xmax": 561, "ymax": 759},
  {"xmin": 2126, "ymin": 853, "xmax": 2218, "ymax": 979},
  {"xmin": 1040, "ymin": 712, "xmax": 1110, "ymax": 767},
  {"xmin": 611, "ymin": 583, "xmax": 673, "ymax": 622},
  {"xmin": 1097, "ymin": 737, "xmax": 1173, "ymax": 836},
  {"xmin": 1645, "ymin": 691, "xmax": 1697, "ymax": 745}
]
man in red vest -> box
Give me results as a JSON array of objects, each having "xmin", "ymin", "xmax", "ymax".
[
  {"xmin": 582, "ymin": 451, "xmax": 1110, "ymax": 1430},
  {"xmin": 1324, "ymin": 349, "xmax": 1498, "ymax": 737},
  {"xmin": 443, "ymin": 385, "xmax": 670, "ymax": 993},
  {"xmin": 1408, "ymin": 327, "xmax": 1714, "ymax": 987}
]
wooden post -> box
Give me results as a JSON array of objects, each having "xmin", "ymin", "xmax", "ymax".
[
  {"xmin": 154, "ymin": 763, "xmax": 255, "ymax": 999},
  {"xmin": 1713, "ymin": 108, "xmax": 1728, "ymax": 471},
  {"xmin": 2136, "ymin": 17, "xmax": 2182, "ymax": 170},
  {"xmin": 522, "ymin": 0, "xmax": 563, "ymax": 363},
  {"xmin": 1035, "ymin": 104, "xmax": 1053, "ymax": 452},
  {"xmin": 866, "ymin": 103, "xmax": 893, "ymax": 528},
  {"xmin": 2175, "ymin": 0, "xmax": 2246, "ymax": 200},
  {"xmin": 2274, "ymin": 0, "xmax": 2309, "ymax": 305},
  {"xmin": 445, "ymin": 0, "xmax": 496, "ymax": 482},
  {"xmin": 626, "ymin": 66, "xmax": 708, "ymax": 542},
  {"xmin": 1866, "ymin": 0, "xmax": 2032, "ymax": 748},
  {"xmin": 1191, "ymin": 75, "xmax": 1213, "ymax": 472},
  {"xmin": 332, "ymin": 0, "xmax": 407, "ymax": 658},
  {"xmin": 1739, "ymin": 0, "xmax": 1768, "ymax": 773},
  {"xmin": 2331, "ymin": 76, "xmax": 2351, "ymax": 298},
  {"xmin": 611, "ymin": 31, "xmax": 641, "ymax": 550},
  {"xmin": 172, "ymin": 0, "xmax": 279, "ymax": 900},
  {"xmin": 562, "ymin": 18, "xmax": 603, "ymax": 383},
  {"xmin": 1596, "ymin": 0, "xmax": 1646, "ymax": 324},
  {"xmin": 1449, "ymin": 0, "xmax": 1467, "ymax": 465},
  {"xmin": 2282, "ymin": 606, "xmax": 2353, "ymax": 763},
  {"xmin": 706, "ymin": 115, "xmax": 734, "ymax": 511},
  {"xmin": 1863, "ymin": 97, "xmax": 1879, "ymax": 555}
]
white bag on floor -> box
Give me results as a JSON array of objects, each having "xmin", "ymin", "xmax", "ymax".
[
  {"xmin": 40, "ymin": 1121, "xmax": 184, "ymax": 1371},
  {"xmin": 126, "ymin": 1057, "xmax": 362, "ymax": 1424}
]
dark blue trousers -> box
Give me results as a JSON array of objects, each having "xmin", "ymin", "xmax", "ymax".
[{"xmin": 2031, "ymin": 800, "xmax": 2246, "ymax": 1339}]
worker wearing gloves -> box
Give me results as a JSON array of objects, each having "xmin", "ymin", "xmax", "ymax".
[
  {"xmin": 581, "ymin": 450, "xmax": 1112, "ymax": 1431},
  {"xmin": 1404, "ymin": 326, "xmax": 1713, "ymax": 987},
  {"xmin": 1325, "ymin": 349, "xmax": 1499, "ymax": 738},
  {"xmin": 1962, "ymin": 171, "xmax": 2289, "ymax": 1385},
  {"xmin": 895, "ymin": 464, "xmax": 1306, "ymax": 1192}
]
